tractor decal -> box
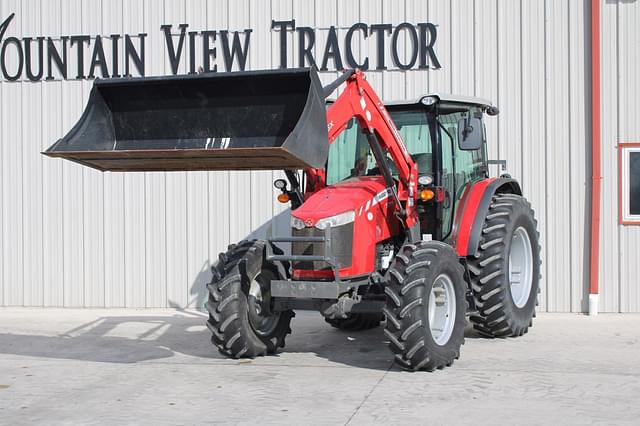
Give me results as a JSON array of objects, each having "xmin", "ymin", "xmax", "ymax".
[{"xmin": 358, "ymin": 188, "xmax": 390, "ymax": 216}]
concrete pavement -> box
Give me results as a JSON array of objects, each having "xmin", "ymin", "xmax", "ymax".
[{"xmin": 0, "ymin": 309, "xmax": 639, "ymax": 425}]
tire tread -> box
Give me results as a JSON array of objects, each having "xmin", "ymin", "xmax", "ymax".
[{"xmin": 467, "ymin": 193, "xmax": 540, "ymax": 338}]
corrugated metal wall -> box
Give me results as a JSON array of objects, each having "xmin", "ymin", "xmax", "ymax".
[
  {"xmin": 0, "ymin": 0, "xmax": 637, "ymax": 311},
  {"xmin": 601, "ymin": 0, "xmax": 640, "ymax": 312}
]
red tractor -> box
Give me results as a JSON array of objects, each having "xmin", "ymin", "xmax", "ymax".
[{"xmin": 46, "ymin": 68, "xmax": 540, "ymax": 371}]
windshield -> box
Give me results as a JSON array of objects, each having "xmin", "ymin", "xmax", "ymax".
[
  {"xmin": 325, "ymin": 119, "xmax": 376, "ymax": 185},
  {"xmin": 326, "ymin": 109, "xmax": 434, "ymax": 186},
  {"xmin": 389, "ymin": 110, "xmax": 433, "ymax": 175}
]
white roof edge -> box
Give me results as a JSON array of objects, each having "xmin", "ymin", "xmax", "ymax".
[{"xmin": 384, "ymin": 93, "xmax": 494, "ymax": 108}]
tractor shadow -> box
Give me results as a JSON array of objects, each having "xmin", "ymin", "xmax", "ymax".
[
  {"xmin": 0, "ymin": 310, "xmax": 225, "ymax": 364},
  {"xmin": 286, "ymin": 313, "xmax": 488, "ymax": 370},
  {"xmin": 183, "ymin": 209, "xmax": 293, "ymax": 311},
  {"xmin": 0, "ymin": 310, "xmax": 485, "ymax": 368}
]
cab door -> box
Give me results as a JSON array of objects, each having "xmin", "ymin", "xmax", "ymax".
[
  {"xmin": 438, "ymin": 123, "xmax": 455, "ymax": 240},
  {"xmin": 437, "ymin": 109, "xmax": 487, "ymax": 241}
]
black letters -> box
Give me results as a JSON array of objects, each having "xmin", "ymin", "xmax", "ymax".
[
  {"xmin": 125, "ymin": 34, "xmax": 146, "ymax": 76},
  {"xmin": 391, "ymin": 23, "xmax": 418, "ymax": 70},
  {"xmin": 418, "ymin": 23, "xmax": 441, "ymax": 69},
  {"xmin": 0, "ymin": 13, "xmax": 15, "ymax": 42},
  {"xmin": 89, "ymin": 35, "xmax": 109, "ymax": 78},
  {"xmin": 369, "ymin": 24, "xmax": 392, "ymax": 70},
  {"xmin": 0, "ymin": 16, "xmax": 440, "ymax": 82},
  {"xmin": 271, "ymin": 20, "xmax": 295, "ymax": 68},
  {"xmin": 320, "ymin": 26, "xmax": 343, "ymax": 71},
  {"xmin": 1, "ymin": 37, "xmax": 23, "ymax": 81},
  {"xmin": 188, "ymin": 31, "xmax": 198, "ymax": 73},
  {"xmin": 24, "ymin": 37, "xmax": 45, "ymax": 81},
  {"xmin": 220, "ymin": 30, "xmax": 251, "ymax": 72},
  {"xmin": 345, "ymin": 23, "xmax": 368, "ymax": 70},
  {"xmin": 46, "ymin": 36, "xmax": 67, "ymax": 80},
  {"xmin": 202, "ymin": 30, "xmax": 217, "ymax": 72},
  {"xmin": 297, "ymin": 27, "xmax": 315, "ymax": 68},
  {"xmin": 161, "ymin": 24, "xmax": 188, "ymax": 74},
  {"xmin": 70, "ymin": 35, "xmax": 90, "ymax": 79},
  {"xmin": 110, "ymin": 34, "xmax": 121, "ymax": 77}
]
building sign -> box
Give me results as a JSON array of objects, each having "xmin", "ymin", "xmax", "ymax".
[
  {"xmin": 0, "ymin": 13, "xmax": 440, "ymax": 82},
  {"xmin": 271, "ymin": 20, "xmax": 440, "ymax": 71}
]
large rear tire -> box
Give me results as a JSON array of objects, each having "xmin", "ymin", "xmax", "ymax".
[
  {"xmin": 467, "ymin": 193, "xmax": 540, "ymax": 337},
  {"xmin": 206, "ymin": 240, "xmax": 294, "ymax": 358},
  {"xmin": 384, "ymin": 241, "xmax": 467, "ymax": 371}
]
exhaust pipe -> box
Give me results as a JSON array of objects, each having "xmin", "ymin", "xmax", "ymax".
[{"xmin": 43, "ymin": 68, "xmax": 329, "ymax": 171}]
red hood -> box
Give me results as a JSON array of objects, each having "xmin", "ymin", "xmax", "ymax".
[{"xmin": 292, "ymin": 176, "xmax": 388, "ymax": 224}]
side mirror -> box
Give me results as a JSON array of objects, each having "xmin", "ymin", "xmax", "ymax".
[{"xmin": 457, "ymin": 117, "xmax": 483, "ymax": 151}]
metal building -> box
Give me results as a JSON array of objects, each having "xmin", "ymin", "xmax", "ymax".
[{"xmin": 0, "ymin": 0, "xmax": 638, "ymax": 312}]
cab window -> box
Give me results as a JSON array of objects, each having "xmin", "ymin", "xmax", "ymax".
[
  {"xmin": 388, "ymin": 109, "xmax": 434, "ymax": 176},
  {"xmin": 326, "ymin": 119, "xmax": 376, "ymax": 185},
  {"xmin": 326, "ymin": 110, "xmax": 436, "ymax": 186},
  {"xmin": 437, "ymin": 107, "xmax": 486, "ymax": 199}
]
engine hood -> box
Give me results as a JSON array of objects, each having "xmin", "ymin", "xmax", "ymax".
[{"xmin": 292, "ymin": 176, "xmax": 389, "ymax": 224}]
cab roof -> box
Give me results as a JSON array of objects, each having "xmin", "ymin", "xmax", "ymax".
[{"xmin": 384, "ymin": 93, "xmax": 494, "ymax": 109}]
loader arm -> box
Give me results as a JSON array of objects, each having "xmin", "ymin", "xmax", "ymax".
[{"xmin": 309, "ymin": 70, "xmax": 420, "ymax": 231}]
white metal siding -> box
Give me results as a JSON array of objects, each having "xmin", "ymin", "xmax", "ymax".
[
  {"xmin": 0, "ymin": 0, "xmax": 637, "ymax": 311},
  {"xmin": 602, "ymin": 0, "xmax": 640, "ymax": 313}
]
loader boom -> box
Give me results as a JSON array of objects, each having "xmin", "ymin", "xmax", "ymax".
[{"xmin": 309, "ymin": 70, "xmax": 420, "ymax": 231}]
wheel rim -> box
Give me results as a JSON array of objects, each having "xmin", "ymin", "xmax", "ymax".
[
  {"xmin": 247, "ymin": 273, "xmax": 280, "ymax": 336},
  {"xmin": 509, "ymin": 226, "xmax": 534, "ymax": 308},
  {"xmin": 428, "ymin": 274, "xmax": 456, "ymax": 346}
]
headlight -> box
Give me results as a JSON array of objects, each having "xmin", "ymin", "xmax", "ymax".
[
  {"xmin": 315, "ymin": 211, "xmax": 355, "ymax": 230},
  {"xmin": 418, "ymin": 174, "xmax": 434, "ymax": 185},
  {"xmin": 291, "ymin": 216, "xmax": 306, "ymax": 230},
  {"xmin": 421, "ymin": 96, "xmax": 437, "ymax": 106}
]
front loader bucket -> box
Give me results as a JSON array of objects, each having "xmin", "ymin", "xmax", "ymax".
[{"xmin": 43, "ymin": 68, "xmax": 329, "ymax": 171}]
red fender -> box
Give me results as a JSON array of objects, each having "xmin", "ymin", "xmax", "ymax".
[{"xmin": 451, "ymin": 177, "xmax": 522, "ymax": 257}]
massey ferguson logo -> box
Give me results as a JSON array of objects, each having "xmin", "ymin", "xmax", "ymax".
[{"xmin": 0, "ymin": 13, "xmax": 440, "ymax": 82}]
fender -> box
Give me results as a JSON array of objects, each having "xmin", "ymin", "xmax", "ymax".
[{"xmin": 451, "ymin": 177, "xmax": 522, "ymax": 257}]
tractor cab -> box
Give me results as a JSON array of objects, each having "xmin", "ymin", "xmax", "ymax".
[{"xmin": 324, "ymin": 94, "xmax": 498, "ymax": 241}]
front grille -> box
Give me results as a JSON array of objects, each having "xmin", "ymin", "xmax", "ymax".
[{"xmin": 292, "ymin": 223, "xmax": 354, "ymax": 270}]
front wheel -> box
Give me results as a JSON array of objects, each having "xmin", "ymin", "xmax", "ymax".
[
  {"xmin": 384, "ymin": 241, "xmax": 467, "ymax": 371},
  {"xmin": 206, "ymin": 240, "xmax": 294, "ymax": 358}
]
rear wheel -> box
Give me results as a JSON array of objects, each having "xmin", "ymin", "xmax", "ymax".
[
  {"xmin": 384, "ymin": 241, "xmax": 467, "ymax": 371},
  {"xmin": 468, "ymin": 193, "xmax": 540, "ymax": 337},
  {"xmin": 325, "ymin": 313, "xmax": 383, "ymax": 331},
  {"xmin": 206, "ymin": 240, "xmax": 294, "ymax": 358}
]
